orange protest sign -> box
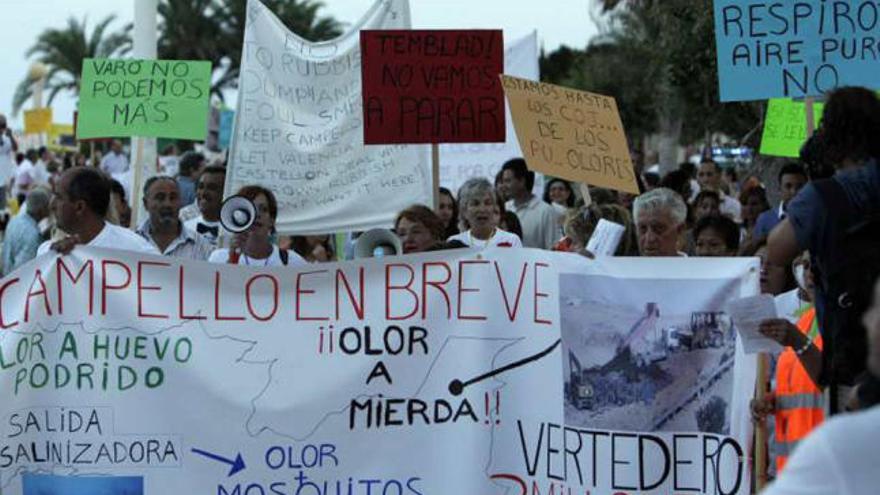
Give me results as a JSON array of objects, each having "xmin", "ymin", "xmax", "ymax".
[{"xmin": 501, "ymin": 75, "xmax": 638, "ymax": 194}]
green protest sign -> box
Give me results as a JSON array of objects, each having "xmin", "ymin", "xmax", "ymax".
[
  {"xmin": 77, "ymin": 58, "xmax": 211, "ymax": 140},
  {"xmin": 759, "ymin": 98, "xmax": 824, "ymax": 158}
]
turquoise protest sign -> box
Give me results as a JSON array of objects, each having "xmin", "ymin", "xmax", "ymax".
[
  {"xmin": 218, "ymin": 110, "xmax": 234, "ymax": 149},
  {"xmin": 713, "ymin": 1, "xmax": 880, "ymax": 102},
  {"xmin": 77, "ymin": 58, "xmax": 211, "ymax": 140}
]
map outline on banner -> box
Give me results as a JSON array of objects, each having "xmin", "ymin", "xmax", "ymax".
[{"xmin": 225, "ymin": 0, "xmax": 432, "ymax": 235}]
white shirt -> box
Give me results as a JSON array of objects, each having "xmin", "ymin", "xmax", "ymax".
[
  {"xmin": 719, "ymin": 193, "xmax": 742, "ymax": 224},
  {"xmin": 13, "ymin": 159, "xmax": 34, "ymax": 198},
  {"xmin": 159, "ymin": 155, "xmax": 180, "ymax": 176},
  {"xmin": 100, "ymin": 151, "xmax": 130, "ymax": 175},
  {"xmin": 447, "ymin": 229, "xmax": 522, "ymax": 248},
  {"xmin": 37, "ymin": 223, "xmax": 160, "ymax": 256},
  {"xmin": 32, "ymin": 160, "xmax": 50, "ymax": 187},
  {"xmin": 0, "ymin": 134, "xmax": 14, "ymax": 184},
  {"xmin": 208, "ymin": 245, "xmax": 306, "ymax": 267},
  {"xmin": 762, "ymin": 405, "xmax": 880, "ymax": 495},
  {"xmin": 184, "ymin": 215, "xmax": 221, "ymax": 246},
  {"xmin": 505, "ymin": 195, "xmax": 559, "ymax": 249}
]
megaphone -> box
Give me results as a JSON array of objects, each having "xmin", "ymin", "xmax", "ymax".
[
  {"xmin": 220, "ymin": 195, "xmax": 257, "ymax": 233},
  {"xmin": 354, "ymin": 228, "xmax": 402, "ymax": 258}
]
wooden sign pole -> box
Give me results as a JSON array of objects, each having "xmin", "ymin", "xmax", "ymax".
[
  {"xmin": 805, "ymin": 96, "xmax": 816, "ymax": 137},
  {"xmin": 432, "ymin": 143, "xmax": 440, "ymax": 209},
  {"xmin": 754, "ymin": 352, "xmax": 770, "ymax": 491}
]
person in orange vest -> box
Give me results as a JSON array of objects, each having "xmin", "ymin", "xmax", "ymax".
[{"xmin": 751, "ymin": 253, "xmax": 825, "ymax": 473}]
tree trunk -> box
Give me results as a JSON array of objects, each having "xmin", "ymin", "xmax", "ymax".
[{"xmin": 656, "ymin": 113, "xmax": 682, "ymax": 176}]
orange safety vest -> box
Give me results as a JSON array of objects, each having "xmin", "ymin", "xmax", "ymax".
[{"xmin": 774, "ymin": 307, "xmax": 824, "ymax": 473}]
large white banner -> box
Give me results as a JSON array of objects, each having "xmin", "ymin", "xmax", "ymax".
[
  {"xmin": 439, "ymin": 32, "xmax": 540, "ymax": 196},
  {"xmin": 0, "ymin": 249, "xmax": 756, "ymax": 495},
  {"xmin": 226, "ymin": 0, "xmax": 431, "ymax": 234}
]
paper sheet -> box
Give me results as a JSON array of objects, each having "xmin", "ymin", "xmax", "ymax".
[
  {"xmin": 727, "ymin": 294, "xmax": 783, "ymax": 354},
  {"xmin": 586, "ymin": 219, "xmax": 625, "ymax": 257}
]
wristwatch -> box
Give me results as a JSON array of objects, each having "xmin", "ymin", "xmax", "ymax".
[{"xmin": 794, "ymin": 337, "xmax": 812, "ymax": 356}]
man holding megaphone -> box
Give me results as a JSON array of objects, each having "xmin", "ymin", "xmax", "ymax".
[{"xmin": 207, "ymin": 185, "xmax": 306, "ymax": 267}]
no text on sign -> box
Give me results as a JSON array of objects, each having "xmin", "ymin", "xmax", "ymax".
[
  {"xmin": 713, "ymin": 0, "xmax": 880, "ymax": 101},
  {"xmin": 501, "ymin": 75, "xmax": 639, "ymax": 195},
  {"xmin": 77, "ymin": 58, "xmax": 212, "ymax": 140},
  {"xmin": 361, "ymin": 29, "xmax": 505, "ymax": 144}
]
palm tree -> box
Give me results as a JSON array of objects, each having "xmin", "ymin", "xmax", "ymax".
[
  {"xmin": 12, "ymin": 15, "xmax": 131, "ymax": 115},
  {"xmin": 158, "ymin": 0, "xmax": 225, "ymax": 73}
]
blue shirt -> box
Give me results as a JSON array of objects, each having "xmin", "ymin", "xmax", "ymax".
[
  {"xmin": 787, "ymin": 161, "xmax": 880, "ymax": 259},
  {"xmin": 786, "ymin": 160, "xmax": 880, "ymax": 339},
  {"xmin": 176, "ymin": 176, "xmax": 197, "ymax": 209},
  {"xmin": 2, "ymin": 211, "xmax": 43, "ymax": 275},
  {"xmin": 753, "ymin": 202, "xmax": 784, "ymax": 239}
]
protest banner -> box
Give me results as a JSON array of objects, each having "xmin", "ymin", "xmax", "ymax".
[
  {"xmin": 501, "ymin": 76, "xmax": 639, "ymax": 194},
  {"xmin": 23, "ymin": 108, "xmax": 52, "ymax": 135},
  {"xmin": 226, "ymin": 0, "xmax": 431, "ymax": 234},
  {"xmin": 759, "ymin": 98, "xmax": 825, "ymax": 158},
  {"xmin": 76, "ymin": 58, "xmax": 211, "ymax": 140},
  {"xmin": 0, "ymin": 248, "xmax": 756, "ymax": 495},
  {"xmin": 713, "ymin": 0, "xmax": 880, "ymax": 102},
  {"xmin": 360, "ymin": 30, "xmax": 505, "ymax": 144},
  {"xmin": 439, "ymin": 32, "xmax": 540, "ymax": 195}
]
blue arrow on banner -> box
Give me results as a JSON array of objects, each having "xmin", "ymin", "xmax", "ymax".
[{"xmin": 191, "ymin": 448, "xmax": 246, "ymax": 476}]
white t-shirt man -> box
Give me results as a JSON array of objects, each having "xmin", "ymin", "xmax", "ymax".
[
  {"xmin": 719, "ymin": 193, "xmax": 742, "ymax": 224},
  {"xmin": 762, "ymin": 404, "xmax": 880, "ymax": 495},
  {"xmin": 37, "ymin": 222, "xmax": 160, "ymax": 256},
  {"xmin": 13, "ymin": 159, "xmax": 34, "ymax": 198},
  {"xmin": 208, "ymin": 245, "xmax": 306, "ymax": 267},
  {"xmin": 100, "ymin": 151, "xmax": 130, "ymax": 175},
  {"xmin": 32, "ymin": 159, "xmax": 51, "ymax": 187},
  {"xmin": 505, "ymin": 195, "xmax": 558, "ymax": 249},
  {"xmin": 447, "ymin": 229, "xmax": 522, "ymax": 248},
  {"xmin": 0, "ymin": 134, "xmax": 14, "ymax": 186}
]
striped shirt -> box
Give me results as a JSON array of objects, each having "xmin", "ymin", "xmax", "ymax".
[{"xmin": 136, "ymin": 220, "xmax": 214, "ymax": 261}]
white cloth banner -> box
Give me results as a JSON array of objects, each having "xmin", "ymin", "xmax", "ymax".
[
  {"xmin": 226, "ymin": 0, "xmax": 431, "ymax": 235},
  {"xmin": 439, "ymin": 32, "xmax": 540, "ymax": 196},
  {"xmin": 0, "ymin": 249, "xmax": 756, "ymax": 495}
]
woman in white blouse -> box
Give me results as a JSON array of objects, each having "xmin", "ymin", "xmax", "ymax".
[
  {"xmin": 208, "ymin": 185, "xmax": 306, "ymax": 267},
  {"xmin": 447, "ymin": 177, "xmax": 522, "ymax": 248}
]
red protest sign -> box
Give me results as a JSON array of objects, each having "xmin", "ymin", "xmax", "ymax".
[{"xmin": 360, "ymin": 30, "xmax": 505, "ymax": 145}]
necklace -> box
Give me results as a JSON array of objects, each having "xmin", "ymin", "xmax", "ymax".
[
  {"xmin": 242, "ymin": 250, "xmax": 272, "ymax": 266},
  {"xmin": 468, "ymin": 228, "xmax": 497, "ymax": 247}
]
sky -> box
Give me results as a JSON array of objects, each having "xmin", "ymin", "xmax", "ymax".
[{"xmin": 0, "ymin": 0, "xmax": 602, "ymax": 127}]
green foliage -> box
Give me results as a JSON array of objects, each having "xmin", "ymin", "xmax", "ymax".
[
  {"xmin": 542, "ymin": 0, "xmax": 764, "ymax": 147},
  {"xmin": 12, "ymin": 15, "xmax": 131, "ymax": 115}
]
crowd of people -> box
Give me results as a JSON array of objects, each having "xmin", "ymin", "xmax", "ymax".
[{"xmin": 1, "ymin": 85, "xmax": 879, "ymax": 493}]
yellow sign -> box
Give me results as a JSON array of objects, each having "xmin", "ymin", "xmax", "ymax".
[
  {"xmin": 501, "ymin": 75, "xmax": 639, "ymax": 194},
  {"xmin": 49, "ymin": 123, "xmax": 74, "ymax": 140},
  {"xmin": 23, "ymin": 108, "xmax": 53, "ymax": 134}
]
